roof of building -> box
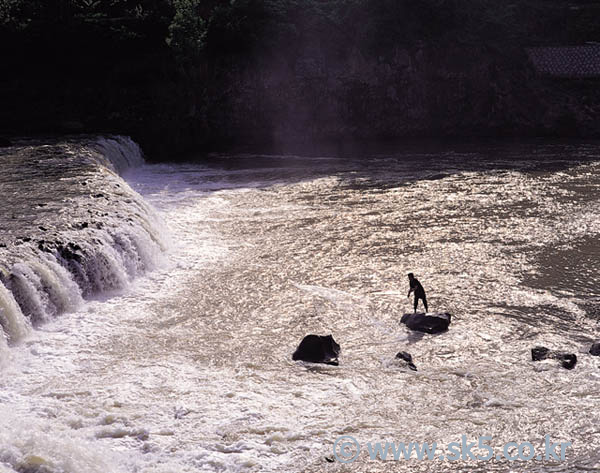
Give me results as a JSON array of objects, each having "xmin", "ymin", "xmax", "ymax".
[{"xmin": 527, "ymin": 44, "xmax": 600, "ymax": 77}]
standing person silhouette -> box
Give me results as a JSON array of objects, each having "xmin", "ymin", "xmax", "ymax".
[{"xmin": 407, "ymin": 273, "xmax": 428, "ymax": 313}]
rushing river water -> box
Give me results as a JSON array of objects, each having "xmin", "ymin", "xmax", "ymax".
[{"xmin": 1, "ymin": 139, "xmax": 600, "ymax": 473}]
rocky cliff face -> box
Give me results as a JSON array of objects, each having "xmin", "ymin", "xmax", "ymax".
[
  {"xmin": 186, "ymin": 41, "xmax": 589, "ymax": 155},
  {"xmin": 3, "ymin": 41, "xmax": 596, "ymax": 158},
  {"xmin": 4, "ymin": 0, "xmax": 600, "ymax": 158}
]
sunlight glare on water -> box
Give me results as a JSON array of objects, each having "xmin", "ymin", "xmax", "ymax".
[{"xmin": 1, "ymin": 144, "xmax": 600, "ymax": 473}]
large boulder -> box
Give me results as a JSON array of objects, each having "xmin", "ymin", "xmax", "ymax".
[
  {"xmin": 531, "ymin": 346, "xmax": 577, "ymax": 370},
  {"xmin": 395, "ymin": 351, "xmax": 417, "ymax": 371},
  {"xmin": 400, "ymin": 312, "xmax": 451, "ymax": 334},
  {"xmin": 292, "ymin": 334, "xmax": 340, "ymax": 365},
  {"xmin": 590, "ymin": 341, "xmax": 600, "ymax": 356}
]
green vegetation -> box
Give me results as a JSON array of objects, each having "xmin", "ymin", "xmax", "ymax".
[
  {"xmin": 167, "ymin": 0, "xmax": 205, "ymax": 62},
  {"xmin": 3, "ymin": 0, "xmax": 598, "ymax": 59},
  {"xmin": 3, "ymin": 0, "xmax": 596, "ymax": 70},
  {"xmin": 1, "ymin": 0, "xmax": 599, "ymax": 155}
]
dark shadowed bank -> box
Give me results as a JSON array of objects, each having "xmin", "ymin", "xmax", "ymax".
[{"xmin": 2, "ymin": 0, "xmax": 600, "ymax": 159}]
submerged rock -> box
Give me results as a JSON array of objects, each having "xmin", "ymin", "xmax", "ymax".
[
  {"xmin": 589, "ymin": 341, "xmax": 600, "ymax": 356},
  {"xmin": 292, "ymin": 334, "xmax": 340, "ymax": 365},
  {"xmin": 395, "ymin": 351, "xmax": 417, "ymax": 371},
  {"xmin": 531, "ymin": 346, "xmax": 577, "ymax": 370},
  {"xmin": 400, "ymin": 312, "xmax": 451, "ymax": 334}
]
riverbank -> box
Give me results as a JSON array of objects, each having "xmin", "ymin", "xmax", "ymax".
[{"xmin": 3, "ymin": 1, "xmax": 600, "ymax": 158}]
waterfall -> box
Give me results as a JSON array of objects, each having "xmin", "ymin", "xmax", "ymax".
[{"xmin": 0, "ymin": 136, "xmax": 166, "ymax": 346}]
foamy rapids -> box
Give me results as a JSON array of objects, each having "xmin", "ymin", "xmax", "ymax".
[{"xmin": 0, "ymin": 136, "xmax": 167, "ymax": 357}]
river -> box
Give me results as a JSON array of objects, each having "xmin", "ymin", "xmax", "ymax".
[{"xmin": 1, "ymin": 140, "xmax": 599, "ymax": 472}]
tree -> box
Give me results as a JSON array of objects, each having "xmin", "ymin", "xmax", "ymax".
[{"xmin": 167, "ymin": 0, "xmax": 207, "ymax": 62}]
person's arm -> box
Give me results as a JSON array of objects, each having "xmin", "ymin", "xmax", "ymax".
[{"xmin": 407, "ymin": 286, "xmax": 413, "ymax": 298}]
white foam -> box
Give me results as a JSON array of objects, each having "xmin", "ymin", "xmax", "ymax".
[{"xmin": 0, "ymin": 406, "xmax": 128, "ymax": 473}]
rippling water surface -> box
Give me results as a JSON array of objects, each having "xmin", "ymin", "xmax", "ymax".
[{"xmin": 1, "ymin": 143, "xmax": 600, "ymax": 473}]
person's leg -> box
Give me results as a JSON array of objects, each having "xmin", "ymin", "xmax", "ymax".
[
  {"xmin": 422, "ymin": 293, "xmax": 428, "ymax": 313},
  {"xmin": 413, "ymin": 296, "xmax": 418, "ymax": 313}
]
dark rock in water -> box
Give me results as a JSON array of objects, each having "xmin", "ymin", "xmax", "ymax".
[
  {"xmin": 292, "ymin": 334, "xmax": 340, "ymax": 365},
  {"xmin": 531, "ymin": 346, "xmax": 550, "ymax": 361},
  {"xmin": 590, "ymin": 342, "xmax": 600, "ymax": 356},
  {"xmin": 38, "ymin": 240, "xmax": 52, "ymax": 252},
  {"xmin": 37, "ymin": 240, "xmax": 85, "ymax": 262},
  {"xmin": 396, "ymin": 351, "xmax": 413, "ymax": 363},
  {"xmin": 531, "ymin": 346, "xmax": 577, "ymax": 370},
  {"xmin": 395, "ymin": 351, "xmax": 417, "ymax": 371},
  {"xmin": 56, "ymin": 242, "xmax": 84, "ymax": 263},
  {"xmin": 559, "ymin": 354, "xmax": 577, "ymax": 370},
  {"xmin": 0, "ymin": 137, "xmax": 11, "ymax": 147},
  {"xmin": 400, "ymin": 312, "xmax": 451, "ymax": 334}
]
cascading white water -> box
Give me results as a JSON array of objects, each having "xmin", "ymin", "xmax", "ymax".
[
  {"xmin": 91, "ymin": 135, "xmax": 146, "ymax": 174},
  {"xmin": 0, "ymin": 282, "xmax": 30, "ymax": 354},
  {"xmin": 0, "ymin": 136, "xmax": 167, "ymax": 346}
]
